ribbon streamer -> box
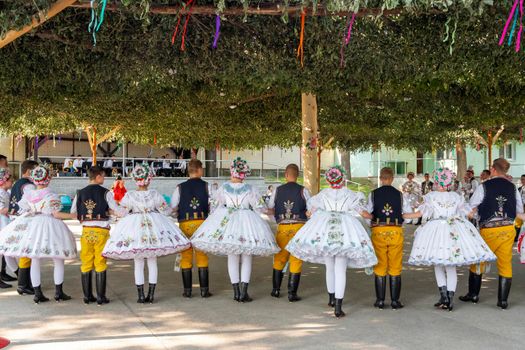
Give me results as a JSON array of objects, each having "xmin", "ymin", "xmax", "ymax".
[
  {"xmin": 171, "ymin": 0, "xmax": 195, "ymax": 51},
  {"xmin": 508, "ymin": 7, "xmax": 519, "ymax": 46},
  {"xmin": 296, "ymin": 9, "xmax": 306, "ymax": 67},
  {"xmin": 516, "ymin": 0, "xmax": 524, "ymax": 52},
  {"xmin": 212, "ymin": 15, "xmax": 221, "ymax": 49},
  {"xmin": 339, "ymin": 13, "xmax": 356, "ymax": 68},
  {"xmin": 88, "ymin": 0, "xmax": 108, "ymax": 46},
  {"xmin": 499, "ymin": 0, "xmax": 520, "ymax": 49}
]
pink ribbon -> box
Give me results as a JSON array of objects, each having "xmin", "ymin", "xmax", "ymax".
[
  {"xmin": 499, "ymin": 0, "xmax": 519, "ymax": 46},
  {"xmin": 516, "ymin": 0, "xmax": 524, "ymax": 52},
  {"xmin": 339, "ymin": 13, "xmax": 357, "ymax": 68}
]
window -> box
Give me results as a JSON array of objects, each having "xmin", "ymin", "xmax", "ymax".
[{"xmin": 499, "ymin": 143, "xmax": 515, "ymax": 160}]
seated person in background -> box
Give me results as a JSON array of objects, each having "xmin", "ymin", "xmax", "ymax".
[
  {"xmin": 162, "ymin": 156, "xmax": 172, "ymax": 177},
  {"xmin": 73, "ymin": 155, "xmax": 84, "ymax": 176},
  {"xmin": 103, "ymin": 157, "xmax": 114, "ymax": 176},
  {"xmin": 174, "ymin": 156, "xmax": 186, "ymax": 177},
  {"xmin": 63, "ymin": 155, "xmax": 75, "ymax": 173}
]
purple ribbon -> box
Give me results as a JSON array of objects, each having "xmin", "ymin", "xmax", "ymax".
[
  {"xmin": 339, "ymin": 13, "xmax": 357, "ymax": 68},
  {"xmin": 212, "ymin": 15, "xmax": 221, "ymax": 49}
]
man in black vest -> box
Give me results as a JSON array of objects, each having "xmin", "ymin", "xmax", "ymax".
[
  {"xmin": 171, "ymin": 159, "xmax": 211, "ymax": 298},
  {"xmin": 7, "ymin": 160, "xmax": 38, "ymax": 295},
  {"xmin": 460, "ymin": 158, "xmax": 524, "ymax": 309},
  {"xmin": 362, "ymin": 167, "xmax": 410, "ymax": 309},
  {"xmin": 267, "ymin": 163, "xmax": 310, "ymax": 302},
  {"xmin": 71, "ymin": 166, "xmax": 121, "ymax": 305}
]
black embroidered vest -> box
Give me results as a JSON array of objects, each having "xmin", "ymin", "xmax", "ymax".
[
  {"xmin": 177, "ymin": 178, "xmax": 209, "ymax": 222},
  {"xmin": 371, "ymin": 185, "xmax": 404, "ymax": 227},
  {"xmin": 478, "ymin": 177, "xmax": 516, "ymax": 228},
  {"xmin": 76, "ymin": 184, "xmax": 110, "ymax": 221},
  {"xmin": 274, "ymin": 182, "xmax": 308, "ymax": 223},
  {"xmin": 8, "ymin": 177, "xmax": 33, "ymax": 215}
]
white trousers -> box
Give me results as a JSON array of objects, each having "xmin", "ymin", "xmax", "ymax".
[
  {"xmin": 325, "ymin": 256, "xmax": 348, "ymax": 299},
  {"xmin": 30, "ymin": 258, "xmax": 65, "ymax": 287},
  {"xmin": 134, "ymin": 257, "xmax": 158, "ymax": 285},
  {"xmin": 227, "ymin": 254, "xmax": 252, "ymax": 284},
  {"xmin": 434, "ymin": 265, "xmax": 457, "ymax": 292}
]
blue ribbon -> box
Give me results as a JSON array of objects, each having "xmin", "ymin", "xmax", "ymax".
[
  {"xmin": 87, "ymin": 0, "xmax": 108, "ymax": 46},
  {"xmin": 508, "ymin": 7, "xmax": 519, "ymax": 46}
]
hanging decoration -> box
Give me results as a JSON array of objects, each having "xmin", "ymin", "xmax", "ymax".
[
  {"xmin": 88, "ymin": 0, "xmax": 108, "ymax": 46},
  {"xmin": 171, "ymin": 0, "xmax": 195, "ymax": 51},
  {"xmin": 153, "ymin": 133, "xmax": 157, "ymax": 145},
  {"xmin": 499, "ymin": 0, "xmax": 523, "ymax": 52},
  {"xmin": 212, "ymin": 14, "xmax": 221, "ymax": 49},
  {"xmin": 296, "ymin": 9, "xmax": 306, "ymax": 67},
  {"xmin": 53, "ymin": 134, "xmax": 56, "ymax": 148},
  {"xmin": 442, "ymin": 13, "xmax": 458, "ymax": 55},
  {"xmin": 339, "ymin": 12, "xmax": 357, "ymax": 68},
  {"xmin": 520, "ymin": 127, "xmax": 523, "ymax": 143},
  {"xmin": 15, "ymin": 135, "xmax": 23, "ymax": 149}
]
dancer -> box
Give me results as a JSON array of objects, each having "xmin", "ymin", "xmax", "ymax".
[
  {"xmin": 406, "ymin": 168, "xmax": 496, "ymax": 311},
  {"xmin": 460, "ymin": 158, "xmax": 524, "ymax": 309},
  {"xmin": 401, "ymin": 172, "xmax": 421, "ymax": 224},
  {"xmin": 267, "ymin": 163, "xmax": 310, "ymax": 302},
  {"xmin": 0, "ymin": 168, "xmax": 16, "ymax": 289},
  {"xmin": 71, "ymin": 166, "xmax": 122, "ymax": 305},
  {"xmin": 103, "ymin": 164, "xmax": 191, "ymax": 303},
  {"xmin": 0, "ymin": 166, "xmax": 77, "ymax": 303},
  {"xmin": 171, "ymin": 159, "xmax": 212, "ymax": 298},
  {"xmin": 286, "ymin": 166, "xmax": 377, "ymax": 318},
  {"xmin": 191, "ymin": 157, "xmax": 279, "ymax": 302},
  {"xmin": 362, "ymin": 167, "xmax": 412, "ymax": 310},
  {"xmin": 8, "ymin": 160, "xmax": 39, "ymax": 295}
]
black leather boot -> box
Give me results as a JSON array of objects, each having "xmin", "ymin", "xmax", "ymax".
[
  {"xmin": 434, "ymin": 286, "xmax": 449, "ymax": 309},
  {"xmin": 95, "ymin": 271, "xmax": 110, "ymax": 305},
  {"xmin": 328, "ymin": 293, "xmax": 336, "ymax": 307},
  {"xmin": 497, "ymin": 276, "xmax": 512, "ymax": 310},
  {"xmin": 288, "ymin": 273, "xmax": 302, "ymax": 302},
  {"xmin": 181, "ymin": 268, "xmax": 192, "ymax": 298},
  {"xmin": 198, "ymin": 267, "xmax": 212, "ymax": 298},
  {"xmin": 33, "ymin": 286, "xmax": 50, "ymax": 304},
  {"xmin": 136, "ymin": 285, "xmax": 145, "ymax": 303},
  {"xmin": 390, "ymin": 275, "xmax": 404, "ymax": 310},
  {"xmin": 1, "ymin": 257, "xmax": 16, "ymax": 282},
  {"xmin": 373, "ymin": 275, "xmax": 386, "ymax": 309},
  {"xmin": 16, "ymin": 267, "xmax": 34, "ymax": 295},
  {"xmin": 232, "ymin": 283, "xmax": 240, "ymax": 301},
  {"xmin": 447, "ymin": 291, "xmax": 455, "ymax": 311},
  {"xmin": 145, "ymin": 284, "xmax": 156, "ymax": 303},
  {"xmin": 81, "ymin": 271, "xmax": 97, "ymax": 304},
  {"xmin": 54, "ymin": 283, "xmax": 71, "ymax": 302},
  {"xmin": 271, "ymin": 269, "xmax": 284, "ymax": 298},
  {"xmin": 334, "ymin": 298, "xmax": 345, "ymax": 318},
  {"xmin": 239, "ymin": 282, "xmax": 253, "ymax": 302},
  {"xmin": 459, "ymin": 272, "xmax": 482, "ymax": 303},
  {"xmin": 0, "ymin": 279, "xmax": 10, "ymax": 289}
]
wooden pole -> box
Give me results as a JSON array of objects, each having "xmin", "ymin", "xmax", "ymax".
[
  {"xmin": 301, "ymin": 93, "xmax": 319, "ymax": 195},
  {"xmin": 92, "ymin": 128, "xmax": 97, "ymax": 165},
  {"xmin": 455, "ymin": 139, "xmax": 467, "ymax": 181},
  {"xmin": 0, "ymin": 0, "xmax": 77, "ymax": 49},
  {"xmin": 487, "ymin": 131, "xmax": 493, "ymax": 167}
]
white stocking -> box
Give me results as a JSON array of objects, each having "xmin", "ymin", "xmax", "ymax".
[
  {"xmin": 228, "ymin": 254, "xmax": 240, "ymax": 284},
  {"xmin": 434, "ymin": 266, "xmax": 446, "ymax": 287},
  {"xmin": 240, "ymin": 254, "xmax": 252, "ymax": 283},
  {"xmin": 4, "ymin": 256, "xmax": 18, "ymax": 274},
  {"xmin": 134, "ymin": 258, "xmax": 145, "ymax": 285},
  {"xmin": 445, "ymin": 266, "xmax": 457, "ymax": 292},
  {"xmin": 53, "ymin": 258, "xmax": 65, "ymax": 285},
  {"xmin": 325, "ymin": 256, "xmax": 335, "ymax": 294},
  {"xmin": 147, "ymin": 257, "xmax": 158, "ymax": 284},
  {"xmin": 334, "ymin": 256, "xmax": 348, "ymax": 299},
  {"xmin": 30, "ymin": 258, "xmax": 41, "ymax": 287}
]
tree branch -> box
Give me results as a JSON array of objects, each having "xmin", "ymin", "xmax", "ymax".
[{"xmin": 492, "ymin": 124, "xmax": 505, "ymax": 144}]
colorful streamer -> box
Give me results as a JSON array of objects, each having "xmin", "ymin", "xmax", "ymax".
[
  {"xmin": 339, "ymin": 13, "xmax": 357, "ymax": 68},
  {"xmin": 296, "ymin": 9, "xmax": 306, "ymax": 67},
  {"xmin": 171, "ymin": 0, "xmax": 195, "ymax": 51},
  {"xmin": 499, "ymin": 0, "xmax": 524, "ymax": 52},
  {"xmin": 88, "ymin": 0, "xmax": 108, "ymax": 46},
  {"xmin": 212, "ymin": 15, "xmax": 221, "ymax": 49}
]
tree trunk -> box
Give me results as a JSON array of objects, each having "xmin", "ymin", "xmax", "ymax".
[
  {"xmin": 301, "ymin": 93, "xmax": 319, "ymax": 195},
  {"xmin": 487, "ymin": 132, "xmax": 493, "ymax": 167},
  {"xmin": 205, "ymin": 149, "xmax": 217, "ymax": 177},
  {"xmin": 455, "ymin": 139, "xmax": 467, "ymax": 181},
  {"xmin": 340, "ymin": 149, "xmax": 351, "ymax": 180}
]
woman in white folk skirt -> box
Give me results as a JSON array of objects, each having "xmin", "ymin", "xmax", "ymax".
[{"xmin": 0, "ymin": 168, "xmax": 17, "ymax": 289}]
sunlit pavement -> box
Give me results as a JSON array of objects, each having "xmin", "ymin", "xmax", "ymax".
[{"xmin": 0, "ymin": 221, "xmax": 523, "ymax": 350}]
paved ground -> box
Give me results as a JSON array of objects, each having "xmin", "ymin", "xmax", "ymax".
[{"xmin": 0, "ymin": 222, "xmax": 524, "ymax": 350}]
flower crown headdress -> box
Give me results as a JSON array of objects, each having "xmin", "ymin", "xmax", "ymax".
[
  {"xmin": 30, "ymin": 165, "xmax": 51, "ymax": 186},
  {"xmin": 132, "ymin": 164, "xmax": 155, "ymax": 186},
  {"xmin": 325, "ymin": 165, "xmax": 346, "ymax": 189},
  {"xmin": 433, "ymin": 168, "xmax": 454, "ymax": 189},
  {"xmin": 230, "ymin": 157, "xmax": 251, "ymax": 180}
]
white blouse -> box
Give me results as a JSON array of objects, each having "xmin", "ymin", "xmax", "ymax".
[
  {"xmin": 18, "ymin": 188, "xmax": 62, "ymax": 215},
  {"xmin": 213, "ymin": 182, "xmax": 264, "ymax": 211},
  {"xmin": 307, "ymin": 188, "xmax": 365, "ymax": 213},
  {"xmin": 417, "ymin": 191, "xmax": 471, "ymax": 220},
  {"xmin": 119, "ymin": 190, "xmax": 171, "ymax": 215}
]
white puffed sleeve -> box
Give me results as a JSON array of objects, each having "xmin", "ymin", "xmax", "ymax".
[
  {"xmin": 116, "ymin": 193, "xmax": 132, "ymax": 217},
  {"xmin": 210, "ymin": 185, "xmax": 226, "ymax": 212},
  {"xmin": 307, "ymin": 192, "xmax": 325, "ymax": 213},
  {"xmin": 154, "ymin": 191, "xmax": 172, "ymax": 216},
  {"xmin": 17, "ymin": 194, "xmax": 31, "ymax": 214},
  {"xmin": 46, "ymin": 193, "xmax": 63, "ymax": 214},
  {"xmin": 456, "ymin": 193, "xmax": 473, "ymax": 217},
  {"xmin": 416, "ymin": 194, "xmax": 434, "ymax": 220},
  {"xmin": 248, "ymin": 186, "xmax": 266, "ymax": 212},
  {"xmin": 351, "ymin": 191, "xmax": 367, "ymax": 213}
]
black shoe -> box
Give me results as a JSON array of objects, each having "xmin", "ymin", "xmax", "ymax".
[
  {"xmin": 334, "ymin": 298, "xmax": 346, "ymax": 318},
  {"xmin": 16, "ymin": 267, "xmax": 34, "ymax": 295},
  {"xmin": 373, "ymin": 275, "xmax": 386, "ymax": 309},
  {"xmin": 95, "ymin": 271, "xmax": 110, "ymax": 305},
  {"xmin": 328, "ymin": 293, "xmax": 336, "ymax": 307},
  {"xmin": 181, "ymin": 268, "xmax": 192, "ymax": 298},
  {"xmin": 0, "ymin": 279, "xmax": 11, "ymax": 289},
  {"xmin": 198, "ymin": 267, "xmax": 212, "ymax": 298},
  {"xmin": 447, "ymin": 291, "xmax": 455, "ymax": 312},
  {"xmin": 54, "ymin": 284, "xmax": 71, "ymax": 302},
  {"xmin": 390, "ymin": 275, "xmax": 404, "ymax": 310},
  {"xmin": 287, "ymin": 273, "xmax": 302, "ymax": 302},
  {"xmin": 459, "ymin": 272, "xmax": 482, "ymax": 303},
  {"xmin": 145, "ymin": 284, "xmax": 156, "ymax": 304},
  {"xmin": 81, "ymin": 271, "xmax": 97, "ymax": 304},
  {"xmin": 136, "ymin": 285, "xmax": 145, "ymax": 304},
  {"xmin": 1, "ymin": 257, "xmax": 16, "ymax": 282},
  {"xmin": 497, "ymin": 276, "xmax": 512, "ymax": 310},
  {"xmin": 434, "ymin": 286, "xmax": 448, "ymax": 309},
  {"xmin": 33, "ymin": 286, "xmax": 50, "ymax": 304},
  {"xmin": 239, "ymin": 282, "xmax": 253, "ymax": 303},
  {"xmin": 232, "ymin": 283, "xmax": 240, "ymax": 301},
  {"xmin": 271, "ymin": 269, "xmax": 284, "ymax": 298}
]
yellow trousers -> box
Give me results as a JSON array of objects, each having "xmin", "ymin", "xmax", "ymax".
[
  {"xmin": 470, "ymin": 226, "xmax": 515, "ymax": 278},
  {"xmin": 80, "ymin": 226, "xmax": 110, "ymax": 273},
  {"xmin": 273, "ymin": 223, "xmax": 304, "ymax": 274},
  {"xmin": 371, "ymin": 226, "xmax": 404, "ymax": 277},
  {"xmin": 180, "ymin": 220, "xmax": 209, "ymax": 269},
  {"xmin": 18, "ymin": 257, "xmax": 31, "ymax": 269},
  {"xmin": 515, "ymin": 218, "xmax": 523, "ymax": 229}
]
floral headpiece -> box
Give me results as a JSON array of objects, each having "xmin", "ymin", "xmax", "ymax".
[
  {"xmin": 0, "ymin": 168, "xmax": 11, "ymax": 186},
  {"xmin": 132, "ymin": 164, "xmax": 155, "ymax": 186},
  {"xmin": 230, "ymin": 157, "xmax": 251, "ymax": 179},
  {"xmin": 433, "ymin": 168, "xmax": 454, "ymax": 189},
  {"xmin": 30, "ymin": 165, "xmax": 51, "ymax": 186},
  {"xmin": 325, "ymin": 165, "xmax": 346, "ymax": 189}
]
